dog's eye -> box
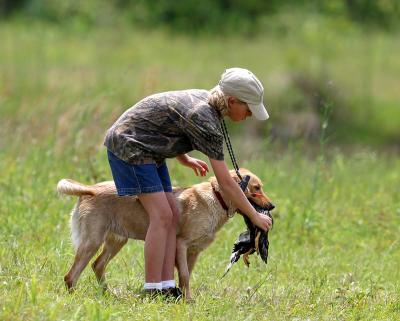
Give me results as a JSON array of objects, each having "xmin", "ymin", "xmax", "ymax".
[{"xmin": 254, "ymin": 186, "xmax": 261, "ymax": 191}]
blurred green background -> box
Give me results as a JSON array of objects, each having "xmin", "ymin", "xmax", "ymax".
[{"xmin": 1, "ymin": 0, "xmax": 399, "ymax": 155}]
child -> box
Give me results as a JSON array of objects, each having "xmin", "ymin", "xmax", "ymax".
[{"xmin": 104, "ymin": 67, "xmax": 272, "ymax": 298}]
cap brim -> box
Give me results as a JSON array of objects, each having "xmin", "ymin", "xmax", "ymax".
[{"xmin": 248, "ymin": 102, "xmax": 269, "ymax": 121}]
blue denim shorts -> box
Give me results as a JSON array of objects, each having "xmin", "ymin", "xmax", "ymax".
[{"xmin": 107, "ymin": 150, "xmax": 172, "ymax": 196}]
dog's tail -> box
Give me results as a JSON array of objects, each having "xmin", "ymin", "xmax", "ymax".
[{"xmin": 57, "ymin": 179, "xmax": 96, "ymax": 196}]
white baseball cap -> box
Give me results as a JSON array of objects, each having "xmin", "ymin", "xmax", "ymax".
[{"xmin": 219, "ymin": 67, "xmax": 269, "ymax": 121}]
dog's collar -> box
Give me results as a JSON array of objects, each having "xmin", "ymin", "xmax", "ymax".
[{"xmin": 212, "ymin": 187, "xmax": 229, "ymax": 212}]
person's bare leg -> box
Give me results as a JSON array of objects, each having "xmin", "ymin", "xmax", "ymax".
[
  {"xmin": 138, "ymin": 192, "xmax": 173, "ymax": 283},
  {"xmin": 161, "ymin": 192, "xmax": 179, "ymax": 281}
]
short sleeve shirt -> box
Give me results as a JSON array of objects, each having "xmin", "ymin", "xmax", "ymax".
[{"xmin": 104, "ymin": 89, "xmax": 224, "ymax": 164}]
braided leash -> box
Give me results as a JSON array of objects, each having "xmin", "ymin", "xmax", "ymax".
[{"xmin": 220, "ymin": 119, "xmax": 244, "ymax": 183}]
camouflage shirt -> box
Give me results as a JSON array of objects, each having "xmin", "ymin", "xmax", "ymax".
[{"xmin": 104, "ymin": 89, "xmax": 224, "ymax": 164}]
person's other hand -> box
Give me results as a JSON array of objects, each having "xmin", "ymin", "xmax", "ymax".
[{"xmin": 181, "ymin": 156, "xmax": 209, "ymax": 176}]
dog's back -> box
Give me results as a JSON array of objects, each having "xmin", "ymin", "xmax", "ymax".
[{"xmin": 57, "ymin": 179, "xmax": 225, "ymax": 250}]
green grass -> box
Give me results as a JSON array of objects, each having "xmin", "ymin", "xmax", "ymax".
[
  {"xmin": 1, "ymin": 146, "xmax": 399, "ymax": 320},
  {"xmin": 0, "ymin": 19, "xmax": 400, "ymax": 320}
]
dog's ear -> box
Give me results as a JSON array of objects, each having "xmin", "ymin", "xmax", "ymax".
[
  {"xmin": 229, "ymin": 169, "xmax": 241, "ymax": 184},
  {"xmin": 210, "ymin": 170, "xmax": 246, "ymax": 191}
]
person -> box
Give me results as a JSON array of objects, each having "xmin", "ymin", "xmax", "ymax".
[{"xmin": 103, "ymin": 67, "xmax": 273, "ymax": 299}]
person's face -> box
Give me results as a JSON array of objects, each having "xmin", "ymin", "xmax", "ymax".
[{"xmin": 226, "ymin": 97, "xmax": 252, "ymax": 122}]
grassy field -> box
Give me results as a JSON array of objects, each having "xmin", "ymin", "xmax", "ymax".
[{"xmin": 1, "ymin": 19, "xmax": 400, "ymax": 320}]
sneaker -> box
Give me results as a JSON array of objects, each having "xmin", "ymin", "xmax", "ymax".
[
  {"xmin": 140, "ymin": 288, "xmax": 162, "ymax": 299},
  {"xmin": 161, "ymin": 287, "xmax": 183, "ymax": 301}
]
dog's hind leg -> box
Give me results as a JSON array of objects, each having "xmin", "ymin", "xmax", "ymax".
[
  {"xmin": 92, "ymin": 233, "xmax": 128, "ymax": 291},
  {"xmin": 187, "ymin": 251, "xmax": 199, "ymax": 276},
  {"xmin": 64, "ymin": 239, "xmax": 102, "ymax": 291}
]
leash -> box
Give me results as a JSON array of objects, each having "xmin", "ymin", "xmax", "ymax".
[
  {"xmin": 219, "ymin": 119, "xmax": 250, "ymax": 192},
  {"xmin": 215, "ymin": 118, "xmax": 251, "ymax": 218},
  {"xmin": 220, "ymin": 119, "xmax": 242, "ymax": 181}
]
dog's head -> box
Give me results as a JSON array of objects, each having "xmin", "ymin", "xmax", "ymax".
[
  {"xmin": 210, "ymin": 168, "xmax": 275, "ymax": 211},
  {"xmin": 233, "ymin": 168, "xmax": 275, "ymax": 211}
]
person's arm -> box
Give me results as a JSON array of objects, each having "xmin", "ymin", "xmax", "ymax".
[
  {"xmin": 176, "ymin": 154, "xmax": 209, "ymax": 177},
  {"xmin": 209, "ymin": 158, "xmax": 272, "ymax": 231}
]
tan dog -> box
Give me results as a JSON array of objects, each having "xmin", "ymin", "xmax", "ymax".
[{"xmin": 58, "ymin": 168, "xmax": 274, "ymax": 299}]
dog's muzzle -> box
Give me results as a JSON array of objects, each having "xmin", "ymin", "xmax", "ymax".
[
  {"xmin": 265, "ymin": 202, "xmax": 275, "ymax": 211},
  {"xmin": 237, "ymin": 199, "xmax": 275, "ymax": 215}
]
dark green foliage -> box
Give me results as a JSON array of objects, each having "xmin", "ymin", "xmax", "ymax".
[
  {"xmin": 125, "ymin": 0, "xmax": 271, "ymax": 33},
  {"xmin": 2, "ymin": 0, "xmax": 399, "ymax": 32},
  {"xmin": 344, "ymin": 0, "xmax": 400, "ymax": 29},
  {"xmin": 0, "ymin": 0, "xmax": 27, "ymax": 15}
]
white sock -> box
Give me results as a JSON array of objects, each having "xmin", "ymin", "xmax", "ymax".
[
  {"xmin": 143, "ymin": 282, "xmax": 162, "ymax": 290},
  {"xmin": 162, "ymin": 280, "xmax": 176, "ymax": 289}
]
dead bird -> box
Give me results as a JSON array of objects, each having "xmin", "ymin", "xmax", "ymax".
[{"xmin": 223, "ymin": 200, "xmax": 274, "ymax": 277}]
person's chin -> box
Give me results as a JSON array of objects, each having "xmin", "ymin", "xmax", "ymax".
[{"xmin": 227, "ymin": 115, "xmax": 244, "ymax": 122}]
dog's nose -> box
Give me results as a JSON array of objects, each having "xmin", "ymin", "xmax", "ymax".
[{"xmin": 267, "ymin": 202, "xmax": 275, "ymax": 211}]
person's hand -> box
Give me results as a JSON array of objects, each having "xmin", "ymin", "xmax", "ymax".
[
  {"xmin": 252, "ymin": 212, "xmax": 273, "ymax": 231},
  {"xmin": 177, "ymin": 155, "xmax": 209, "ymax": 176}
]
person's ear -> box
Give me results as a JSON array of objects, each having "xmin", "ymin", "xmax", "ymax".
[{"xmin": 227, "ymin": 96, "xmax": 235, "ymax": 109}]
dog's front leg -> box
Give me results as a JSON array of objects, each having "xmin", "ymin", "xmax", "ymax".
[{"xmin": 176, "ymin": 238, "xmax": 190, "ymax": 299}]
